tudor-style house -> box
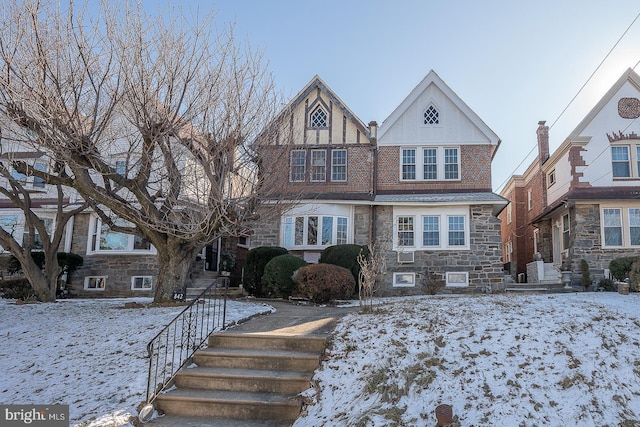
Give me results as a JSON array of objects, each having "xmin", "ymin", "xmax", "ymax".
[
  {"xmin": 252, "ymin": 71, "xmax": 508, "ymax": 294},
  {"xmin": 500, "ymin": 68, "xmax": 640, "ymax": 286}
]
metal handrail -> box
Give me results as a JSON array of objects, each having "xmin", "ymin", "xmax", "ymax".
[{"xmin": 140, "ymin": 279, "xmax": 229, "ymax": 421}]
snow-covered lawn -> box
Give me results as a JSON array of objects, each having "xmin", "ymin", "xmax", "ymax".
[
  {"xmin": 0, "ymin": 297, "xmax": 274, "ymax": 426},
  {"xmin": 2, "ymin": 293, "xmax": 640, "ymax": 426},
  {"xmin": 294, "ymin": 292, "xmax": 640, "ymax": 427}
]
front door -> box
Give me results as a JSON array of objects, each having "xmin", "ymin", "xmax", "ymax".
[{"xmin": 205, "ymin": 243, "xmax": 218, "ymax": 271}]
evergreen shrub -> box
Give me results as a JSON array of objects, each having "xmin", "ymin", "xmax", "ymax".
[
  {"xmin": 262, "ymin": 254, "xmax": 308, "ymax": 298},
  {"xmin": 293, "ymin": 263, "xmax": 355, "ymax": 304},
  {"xmin": 243, "ymin": 246, "xmax": 288, "ymax": 297}
]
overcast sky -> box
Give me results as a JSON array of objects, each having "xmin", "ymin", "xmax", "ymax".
[{"xmin": 140, "ymin": 0, "xmax": 640, "ymax": 192}]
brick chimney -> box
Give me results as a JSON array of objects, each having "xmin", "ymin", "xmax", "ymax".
[{"xmin": 537, "ymin": 120, "xmax": 549, "ymax": 164}]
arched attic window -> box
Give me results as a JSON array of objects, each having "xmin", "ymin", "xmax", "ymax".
[
  {"xmin": 310, "ymin": 106, "xmax": 328, "ymax": 128},
  {"xmin": 423, "ymin": 104, "xmax": 439, "ymax": 125}
]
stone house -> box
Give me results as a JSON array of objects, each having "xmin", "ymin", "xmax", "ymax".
[
  {"xmin": 500, "ymin": 68, "xmax": 640, "ymax": 286},
  {"xmin": 252, "ymin": 71, "xmax": 507, "ymax": 294}
]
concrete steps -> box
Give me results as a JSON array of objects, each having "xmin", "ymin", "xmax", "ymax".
[
  {"xmin": 505, "ymin": 282, "xmax": 574, "ymax": 293},
  {"xmin": 152, "ymin": 333, "xmax": 326, "ymax": 426}
]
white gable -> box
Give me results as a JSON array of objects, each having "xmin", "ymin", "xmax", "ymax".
[{"xmin": 377, "ymin": 70, "xmax": 500, "ymax": 148}]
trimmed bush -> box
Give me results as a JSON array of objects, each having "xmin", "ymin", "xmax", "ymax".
[
  {"xmin": 0, "ymin": 277, "xmax": 35, "ymax": 300},
  {"xmin": 262, "ymin": 254, "xmax": 308, "ymax": 298},
  {"xmin": 293, "ymin": 263, "xmax": 355, "ymax": 304},
  {"xmin": 319, "ymin": 244, "xmax": 369, "ymax": 290},
  {"xmin": 630, "ymin": 260, "xmax": 640, "ymax": 292},
  {"xmin": 609, "ymin": 256, "xmax": 639, "ymax": 282},
  {"xmin": 243, "ymin": 246, "xmax": 288, "ymax": 297},
  {"xmin": 8, "ymin": 252, "xmax": 84, "ymax": 277},
  {"xmin": 598, "ymin": 278, "xmax": 615, "ymax": 292}
]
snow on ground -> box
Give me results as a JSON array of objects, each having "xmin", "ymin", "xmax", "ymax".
[
  {"xmin": 294, "ymin": 292, "xmax": 640, "ymax": 427},
  {"xmin": 2, "ymin": 293, "xmax": 640, "ymax": 427},
  {"xmin": 0, "ymin": 297, "xmax": 274, "ymax": 426}
]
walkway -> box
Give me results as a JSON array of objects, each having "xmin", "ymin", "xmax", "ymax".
[{"xmin": 223, "ymin": 299, "xmax": 359, "ymax": 336}]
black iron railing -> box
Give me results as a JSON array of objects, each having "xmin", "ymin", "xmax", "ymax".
[{"xmin": 142, "ymin": 279, "xmax": 228, "ymax": 412}]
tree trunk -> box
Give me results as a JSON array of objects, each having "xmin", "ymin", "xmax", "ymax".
[
  {"xmin": 154, "ymin": 240, "xmax": 200, "ymax": 303},
  {"xmin": 21, "ymin": 255, "xmax": 59, "ymax": 302}
]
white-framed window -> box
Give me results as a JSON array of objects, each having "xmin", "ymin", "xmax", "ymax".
[
  {"xmin": 115, "ymin": 160, "xmax": 127, "ymax": 176},
  {"xmin": 33, "ymin": 161, "xmax": 47, "ymax": 188},
  {"xmin": 0, "ymin": 213, "xmax": 54, "ymax": 252},
  {"xmin": 22, "ymin": 217, "xmax": 53, "ymax": 250},
  {"xmin": 393, "ymin": 272, "xmax": 415, "ymax": 287},
  {"xmin": 548, "ymin": 170, "xmax": 556, "ymax": 187},
  {"xmin": 506, "ymin": 203, "xmax": 512, "ymax": 224},
  {"xmin": 283, "ymin": 215, "xmax": 349, "ymax": 249},
  {"xmin": 290, "ymin": 150, "xmax": 306, "ymax": 182},
  {"xmin": 131, "ymin": 276, "xmax": 153, "ymax": 290},
  {"xmin": 612, "ymin": 146, "xmax": 631, "ymax": 178},
  {"xmin": 528, "ymin": 189, "xmax": 533, "ymax": 210},
  {"xmin": 88, "ymin": 216, "xmax": 154, "ymax": 254},
  {"xmin": 446, "ymin": 271, "xmax": 469, "ymax": 287},
  {"xmin": 310, "ymin": 149, "xmax": 326, "ymax": 182},
  {"xmin": 310, "ymin": 107, "xmax": 327, "ymax": 128},
  {"xmin": 393, "ymin": 207, "xmax": 469, "ymax": 250},
  {"xmin": 400, "ymin": 147, "xmax": 460, "ymax": 181},
  {"xmin": 237, "ymin": 235, "xmax": 250, "ymax": 248},
  {"xmin": 423, "ymin": 104, "xmax": 439, "ymax": 125},
  {"xmin": 331, "ymin": 149, "xmax": 347, "ymax": 182},
  {"xmin": 600, "ymin": 206, "xmax": 640, "ymax": 247},
  {"xmin": 504, "ymin": 240, "xmax": 512, "ymax": 263},
  {"xmin": 84, "ymin": 276, "xmax": 106, "ymax": 290}
]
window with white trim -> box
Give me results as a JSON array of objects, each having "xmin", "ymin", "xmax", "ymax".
[
  {"xmin": 283, "ymin": 215, "xmax": 348, "ymax": 248},
  {"xmin": 528, "ymin": 189, "xmax": 533, "ymax": 210},
  {"xmin": 504, "ymin": 240, "xmax": 512, "ymax": 263},
  {"xmin": 506, "ymin": 203, "xmax": 512, "ymax": 224},
  {"xmin": 423, "ymin": 105, "xmax": 439, "ymax": 125},
  {"xmin": 33, "ymin": 161, "xmax": 47, "ymax": 188},
  {"xmin": 562, "ymin": 214, "xmax": 570, "ymax": 250},
  {"xmin": 446, "ymin": 271, "xmax": 468, "ymax": 287},
  {"xmin": 612, "ymin": 146, "xmax": 631, "ymax": 178},
  {"xmin": 131, "ymin": 276, "xmax": 153, "ymax": 290},
  {"xmin": 331, "ymin": 149, "xmax": 347, "ymax": 181},
  {"xmin": 22, "ymin": 218, "xmax": 53, "ymax": 250},
  {"xmin": 290, "ymin": 150, "xmax": 306, "ymax": 182},
  {"xmin": 89, "ymin": 217, "xmax": 153, "ymax": 253},
  {"xmin": 401, "ymin": 147, "xmax": 460, "ymax": 181},
  {"xmin": 84, "ymin": 276, "xmax": 106, "ymax": 290},
  {"xmin": 393, "ymin": 272, "xmax": 415, "ymax": 287},
  {"xmin": 548, "ymin": 170, "xmax": 556, "ymax": 187},
  {"xmin": 310, "ymin": 107, "xmax": 327, "ymax": 128},
  {"xmin": 310, "ymin": 150, "xmax": 326, "ymax": 182},
  {"xmin": 601, "ymin": 206, "xmax": 640, "ymax": 247},
  {"xmin": 394, "ymin": 208, "xmax": 469, "ymax": 250}
]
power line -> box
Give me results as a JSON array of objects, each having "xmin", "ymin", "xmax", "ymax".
[{"xmin": 495, "ymin": 10, "xmax": 640, "ymax": 194}]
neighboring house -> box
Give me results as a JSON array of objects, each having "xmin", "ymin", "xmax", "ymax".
[
  {"xmin": 252, "ymin": 71, "xmax": 508, "ymax": 294},
  {"xmin": 500, "ymin": 68, "xmax": 640, "ymax": 286}
]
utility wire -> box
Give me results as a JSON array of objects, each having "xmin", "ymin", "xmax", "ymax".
[{"xmin": 495, "ymin": 10, "xmax": 640, "ymax": 194}]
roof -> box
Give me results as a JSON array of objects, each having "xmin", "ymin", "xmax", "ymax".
[{"xmin": 377, "ymin": 70, "xmax": 501, "ymax": 157}]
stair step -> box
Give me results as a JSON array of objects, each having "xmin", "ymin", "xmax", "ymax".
[
  {"xmin": 174, "ymin": 367, "xmax": 313, "ymax": 393},
  {"xmin": 210, "ymin": 333, "xmax": 326, "ymax": 353},
  {"xmin": 155, "ymin": 388, "xmax": 302, "ymax": 421},
  {"xmin": 194, "ymin": 347, "xmax": 320, "ymax": 371}
]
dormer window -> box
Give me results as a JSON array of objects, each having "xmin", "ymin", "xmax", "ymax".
[
  {"xmin": 310, "ymin": 107, "xmax": 327, "ymax": 128},
  {"xmin": 424, "ymin": 105, "xmax": 439, "ymax": 125}
]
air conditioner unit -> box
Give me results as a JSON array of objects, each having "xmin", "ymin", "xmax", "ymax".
[{"xmin": 397, "ymin": 251, "xmax": 415, "ymax": 264}]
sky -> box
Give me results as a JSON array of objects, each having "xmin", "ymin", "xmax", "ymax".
[{"xmin": 139, "ymin": 0, "xmax": 640, "ymax": 192}]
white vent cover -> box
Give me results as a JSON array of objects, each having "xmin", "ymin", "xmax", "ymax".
[{"xmin": 397, "ymin": 251, "xmax": 414, "ymax": 264}]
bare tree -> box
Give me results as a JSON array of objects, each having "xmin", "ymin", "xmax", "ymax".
[
  {"xmin": 0, "ymin": 124, "xmax": 88, "ymax": 301},
  {"xmin": 0, "ymin": 0, "xmax": 281, "ymax": 302},
  {"xmin": 357, "ymin": 240, "xmax": 387, "ymax": 312}
]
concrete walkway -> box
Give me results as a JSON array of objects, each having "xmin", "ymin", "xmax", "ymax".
[{"xmin": 223, "ymin": 299, "xmax": 359, "ymax": 337}]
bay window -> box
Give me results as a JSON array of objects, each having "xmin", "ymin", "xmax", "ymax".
[
  {"xmin": 89, "ymin": 217, "xmax": 153, "ymax": 253},
  {"xmin": 283, "ymin": 215, "xmax": 349, "ymax": 248}
]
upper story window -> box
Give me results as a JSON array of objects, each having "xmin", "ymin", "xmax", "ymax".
[
  {"xmin": 310, "ymin": 107, "xmax": 327, "ymax": 128},
  {"xmin": 400, "ymin": 147, "xmax": 460, "ymax": 181},
  {"xmin": 115, "ymin": 160, "xmax": 127, "ymax": 176},
  {"xmin": 548, "ymin": 170, "xmax": 556, "ymax": 187},
  {"xmin": 290, "ymin": 150, "xmax": 306, "ymax": 182},
  {"xmin": 331, "ymin": 149, "xmax": 347, "ymax": 181},
  {"xmin": 506, "ymin": 203, "xmax": 512, "ymax": 224},
  {"xmin": 612, "ymin": 146, "xmax": 631, "ymax": 177},
  {"xmin": 8, "ymin": 160, "xmax": 49, "ymax": 189},
  {"xmin": 424, "ymin": 105, "xmax": 439, "ymax": 125},
  {"xmin": 89, "ymin": 216, "xmax": 154, "ymax": 254},
  {"xmin": 289, "ymin": 148, "xmax": 347, "ymax": 183},
  {"xmin": 528, "ymin": 189, "xmax": 533, "ymax": 210},
  {"xmin": 0, "ymin": 213, "xmax": 53, "ymax": 251},
  {"xmin": 310, "ymin": 150, "xmax": 326, "ymax": 182}
]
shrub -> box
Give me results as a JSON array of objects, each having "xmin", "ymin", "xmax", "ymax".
[
  {"xmin": 319, "ymin": 244, "xmax": 369, "ymax": 290},
  {"xmin": 243, "ymin": 246, "xmax": 288, "ymax": 297},
  {"xmin": 0, "ymin": 277, "xmax": 35, "ymax": 300},
  {"xmin": 580, "ymin": 259, "xmax": 591, "ymax": 291},
  {"xmin": 8, "ymin": 252, "xmax": 84, "ymax": 278},
  {"xmin": 609, "ymin": 256, "xmax": 639, "ymax": 282},
  {"xmin": 293, "ymin": 263, "xmax": 355, "ymax": 304},
  {"xmin": 598, "ymin": 278, "xmax": 615, "ymax": 292},
  {"xmin": 421, "ymin": 271, "xmax": 445, "ymax": 295},
  {"xmin": 629, "ymin": 260, "xmax": 640, "ymax": 292},
  {"xmin": 262, "ymin": 254, "xmax": 308, "ymax": 298}
]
